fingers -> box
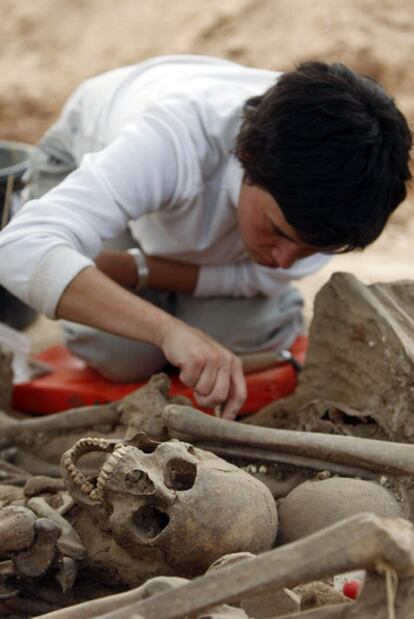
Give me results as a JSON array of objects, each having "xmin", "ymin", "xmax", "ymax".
[
  {"xmin": 192, "ymin": 357, "xmax": 247, "ymax": 420},
  {"xmin": 221, "ymin": 357, "xmax": 247, "ymax": 420},
  {"xmin": 162, "ymin": 321, "xmax": 246, "ymax": 419},
  {"xmin": 194, "ymin": 366, "xmax": 230, "ymax": 407}
]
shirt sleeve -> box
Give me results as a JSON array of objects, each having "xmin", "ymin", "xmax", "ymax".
[
  {"xmin": 195, "ymin": 254, "xmax": 332, "ymax": 298},
  {"xmin": 0, "ymin": 112, "xmax": 189, "ymax": 318}
]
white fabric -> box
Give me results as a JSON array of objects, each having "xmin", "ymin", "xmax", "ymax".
[{"xmin": 0, "ymin": 55, "xmax": 331, "ymax": 318}]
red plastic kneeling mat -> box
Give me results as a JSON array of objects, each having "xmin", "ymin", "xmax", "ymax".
[{"xmin": 12, "ymin": 336, "xmax": 307, "ymax": 416}]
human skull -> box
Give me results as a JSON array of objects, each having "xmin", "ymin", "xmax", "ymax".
[{"xmin": 61, "ymin": 435, "xmax": 277, "ymax": 582}]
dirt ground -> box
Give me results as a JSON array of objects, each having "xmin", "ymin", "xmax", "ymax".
[{"xmin": 1, "ymin": 0, "xmax": 413, "ymax": 344}]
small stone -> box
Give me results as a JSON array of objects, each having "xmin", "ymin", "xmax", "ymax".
[{"xmin": 316, "ymin": 470, "xmax": 331, "ymax": 480}]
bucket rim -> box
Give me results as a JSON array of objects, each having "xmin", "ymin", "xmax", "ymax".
[{"xmin": 0, "ymin": 140, "xmax": 34, "ymax": 179}]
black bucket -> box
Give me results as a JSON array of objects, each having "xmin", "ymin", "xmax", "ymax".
[{"xmin": 0, "ymin": 141, "xmax": 37, "ymax": 329}]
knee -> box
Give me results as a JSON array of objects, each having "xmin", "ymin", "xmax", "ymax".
[
  {"xmin": 62, "ymin": 321, "xmax": 166, "ymax": 383},
  {"xmin": 95, "ymin": 350, "xmax": 167, "ymax": 383}
]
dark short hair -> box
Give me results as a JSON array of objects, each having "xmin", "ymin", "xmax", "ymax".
[{"xmin": 234, "ymin": 61, "xmax": 412, "ymax": 251}]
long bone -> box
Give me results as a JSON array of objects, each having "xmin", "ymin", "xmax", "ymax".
[
  {"xmin": 0, "ymin": 405, "xmax": 119, "ymax": 448},
  {"xmin": 0, "ymin": 371, "xmax": 178, "ymax": 450},
  {"xmin": 33, "ymin": 513, "xmax": 414, "ymax": 619},
  {"xmin": 163, "ymin": 405, "xmax": 414, "ymax": 477}
]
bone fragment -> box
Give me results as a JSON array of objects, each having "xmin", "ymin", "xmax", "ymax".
[
  {"xmin": 13, "ymin": 517, "xmax": 60, "ymax": 579},
  {"xmin": 275, "ymin": 573, "xmax": 414, "ymax": 619},
  {"xmin": 0, "ymin": 505, "xmax": 36, "ymax": 557},
  {"xmin": 34, "ymin": 576, "xmax": 189, "ymax": 619},
  {"xmin": 24, "ymin": 476, "xmax": 65, "ymax": 497},
  {"xmin": 56, "ymin": 493, "xmax": 75, "ymax": 517},
  {"xmin": 34, "ymin": 513, "xmax": 414, "ymax": 619},
  {"xmin": 208, "ymin": 552, "xmax": 301, "ymax": 617},
  {"xmin": 163, "ymin": 405, "xmax": 414, "ymax": 477},
  {"xmin": 54, "ymin": 556, "xmax": 79, "ymax": 594},
  {"xmin": 27, "ymin": 497, "xmax": 86, "ymax": 561}
]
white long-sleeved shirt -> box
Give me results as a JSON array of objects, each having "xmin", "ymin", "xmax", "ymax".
[{"xmin": 0, "ymin": 55, "xmax": 330, "ymax": 318}]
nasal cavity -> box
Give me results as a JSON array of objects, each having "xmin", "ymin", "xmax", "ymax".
[{"xmin": 133, "ymin": 505, "xmax": 170, "ymax": 539}]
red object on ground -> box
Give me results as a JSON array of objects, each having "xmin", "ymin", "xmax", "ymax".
[
  {"xmin": 342, "ymin": 579, "xmax": 362, "ymax": 600},
  {"xmin": 12, "ymin": 336, "xmax": 307, "ymax": 416}
]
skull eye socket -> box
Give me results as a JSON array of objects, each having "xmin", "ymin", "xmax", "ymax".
[{"xmin": 165, "ymin": 458, "xmax": 197, "ymax": 491}]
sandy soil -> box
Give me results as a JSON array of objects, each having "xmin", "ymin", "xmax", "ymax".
[{"xmin": 1, "ymin": 0, "xmax": 413, "ymax": 338}]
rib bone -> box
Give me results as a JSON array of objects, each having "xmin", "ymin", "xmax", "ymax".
[{"xmin": 163, "ymin": 405, "xmax": 414, "ymax": 477}]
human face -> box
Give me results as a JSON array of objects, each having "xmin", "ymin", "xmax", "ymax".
[{"xmin": 237, "ymin": 182, "xmax": 317, "ymax": 269}]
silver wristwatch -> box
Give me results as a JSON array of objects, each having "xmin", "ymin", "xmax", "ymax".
[{"xmin": 126, "ymin": 248, "xmax": 149, "ymax": 290}]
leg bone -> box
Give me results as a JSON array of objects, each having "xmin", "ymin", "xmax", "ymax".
[
  {"xmin": 163, "ymin": 405, "xmax": 414, "ymax": 477},
  {"xmin": 0, "ymin": 404, "xmax": 119, "ymax": 448}
]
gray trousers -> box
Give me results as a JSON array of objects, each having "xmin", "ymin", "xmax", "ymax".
[{"xmin": 23, "ymin": 97, "xmax": 304, "ymax": 383}]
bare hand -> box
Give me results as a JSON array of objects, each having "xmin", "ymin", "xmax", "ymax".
[{"xmin": 159, "ymin": 318, "xmax": 246, "ymax": 420}]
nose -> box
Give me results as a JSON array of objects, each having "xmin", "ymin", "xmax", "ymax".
[{"xmin": 271, "ymin": 242, "xmax": 303, "ymax": 269}]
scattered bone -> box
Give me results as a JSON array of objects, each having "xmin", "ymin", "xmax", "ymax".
[
  {"xmin": 208, "ymin": 552, "xmax": 300, "ymax": 618},
  {"xmin": 0, "ymin": 505, "xmax": 36, "ymax": 557},
  {"xmin": 33, "ymin": 575, "xmax": 248, "ymax": 619},
  {"xmin": 61, "ymin": 437, "xmax": 278, "ymax": 585},
  {"xmin": 34, "ymin": 513, "xmax": 414, "ymax": 619},
  {"xmin": 119, "ymin": 373, "xmax": 181, "ymax": 441},
  {"xmin": 0, "ymin": 404, "xmax": 119, "ymax": 449},
  {"xmin": 24, "ymin": 475, "xmax": 65, "ymax": 497},
  {"xmin": 54, "ymin": 556, "xmax": 79, "ymax": 594},
  {"xmin": 27, "ymin": 496, "xmax": 86, "ymax": 560},
  {"xmin": 2, "ymin": 272, "xmax": 414, "ymax": 617},
  {"xmin": 278, "ymin": 478, "xmax": 404, "ymax": 543},
  {"xmin": 12, "ymin": 517, "xmax": 60, "ymax": 578},
  {"xmin": 298, "ymin": 581, "xmax": 348, "ymax": 610},
  {"xmin": 0, "ymin": 483, "xmax": 25, "ymax": 508},
  {"xmin": 252, "ymin": 273, "xmax": 414, "ymax": 442},
  {"xmin": 163, "ymin": 404, "xmax": 414, "ymax": 478},
  {"xmin": 0, "ymin": 373, "xmax": 183, "ymax": 471}
]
